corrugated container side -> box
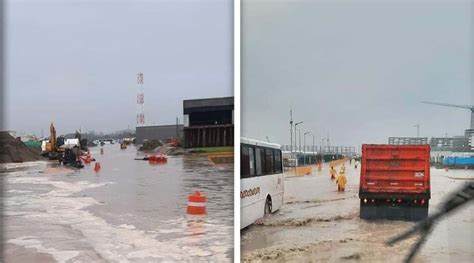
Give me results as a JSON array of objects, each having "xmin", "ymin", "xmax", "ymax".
[{"xmin": 360, "ymin": 144, "xmax": 430, "ymax": 195}]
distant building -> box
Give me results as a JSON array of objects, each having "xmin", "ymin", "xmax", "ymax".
[
  {"xmin": 135, "ymin": 124, "xmax": 183, "ymax": 145},
  {"xmin": 388, "ymin": 137, "xmax": 428, "ymax": 145},
  {"xmin": 429, "ymin": 136, "xmax": 471, "ymax": 152},
  {"xmin": 183, "ymin": 96, "xmax": 234, "ymax": 148}
]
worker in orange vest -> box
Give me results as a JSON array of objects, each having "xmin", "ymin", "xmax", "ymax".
[
  {"xmin": 336, "ymin": 171, "xmax": 347, "ymax": 192},
  {"xmin": 340, "ymin": 163, "xmax": 346, "ymax": 174},
  {"xmin": 330, "ymin": 166, "xmax": 336, "ymax": 179}
]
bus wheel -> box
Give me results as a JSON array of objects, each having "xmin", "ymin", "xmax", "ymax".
[{"xmin": 264, "ymin": 196, "xmax": 272, "ymax": 215}]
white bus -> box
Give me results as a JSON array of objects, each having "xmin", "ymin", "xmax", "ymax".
[{"xmin": 241, "ymin": 137, "xmax": 284, "ymax": 229}]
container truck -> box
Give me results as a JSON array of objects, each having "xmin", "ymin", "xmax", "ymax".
[{"xmin": 359, "ymin": 144, "xmax": 431, "ymax": 220}]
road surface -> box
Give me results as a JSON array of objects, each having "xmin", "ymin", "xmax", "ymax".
[
  {"xmin": 2, "ymin": 144, "xmax": 234, "ymax": 262},
  {"xmin": 241, "ymin": 162, "xmax": 474, "ymax": 262}
]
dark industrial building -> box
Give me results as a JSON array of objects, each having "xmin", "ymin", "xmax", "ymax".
[
  {"xmin": 183, "ymin": 97, "xmax": 234, "ymax": 148},
  {"xmin": 135, "ymin": 124, "xmax": 183, "ymax": 145}
]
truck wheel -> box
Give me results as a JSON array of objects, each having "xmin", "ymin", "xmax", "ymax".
[{"xmin": 264, "ymin": 196, "xmax": 272, "ymax": 215}]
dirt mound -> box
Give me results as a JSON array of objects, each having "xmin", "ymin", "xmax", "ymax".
[
  {"xmin": 138, "ymin": 139, "xmax": 163, "ymax": 151},
  {"xmin": 0, "ymin": 132, "xmax": 42, "ymax": 163}
]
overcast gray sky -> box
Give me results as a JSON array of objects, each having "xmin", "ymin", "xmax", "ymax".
[
  {"xmin": 6, "ymin": 0, "xmax": 233, "ymax": 136},
  {"xmin": 242, "ymin": 0, "xmax": 473, "ymax": 149}
]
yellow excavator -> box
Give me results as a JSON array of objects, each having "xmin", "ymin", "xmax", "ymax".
[
  {"xmin": 42, "ymin": 122, "xmax": 84, "ymax": 168},
  {"xmin": 44, "ymin": 122, "xmax": 64, "ymax": 160}
]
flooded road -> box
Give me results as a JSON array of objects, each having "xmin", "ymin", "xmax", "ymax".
[
  {"xmin": 2, "ymin": 144, "xmax": 233, "ymax": 262},
  {"xmin": 241, "ymin": 162, "xmax": 474, "ymax": 262}
]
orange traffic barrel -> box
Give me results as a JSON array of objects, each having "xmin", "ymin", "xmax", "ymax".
[{"xmin": 186, "ymin": 192, "xmax": 207, "ymax": 215}]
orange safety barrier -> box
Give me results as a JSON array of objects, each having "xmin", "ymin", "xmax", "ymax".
[
  {"xmin": 329, "ymin": 158, "xmax": 349, "ymax": 168},
  {"xmin": 295, "ymin": 166, "xmax": 312, "ymax": 176},
  {"xmin": 186, "ymin": 191, "xmax": 207, "ymax": 215}
]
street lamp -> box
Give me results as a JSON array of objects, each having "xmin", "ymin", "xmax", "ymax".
[
  {"xmin": 304, "ymin": 131, "xmax": 311, "ymax": 165},
  {"xmin": 414, "ymin": 124, "xmax": 420, "ymax": 138},
  {"xmin": 295, "ymin": 121, "xmax": 303, "ymax": 153}
]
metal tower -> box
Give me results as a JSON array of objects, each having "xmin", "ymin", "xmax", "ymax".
[
  {"xmin": 422, "ymin": 101, "xmax": 474, "ymax": 129},
  {"xmin": 136, "ymin": 73, "xmax": 145, "ymax": 127}
]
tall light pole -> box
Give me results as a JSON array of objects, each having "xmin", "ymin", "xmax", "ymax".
[
  {"xmin": 299, "ymin": 130, "xmax": 301, "ymax": 153},
  {"xmin": 304, "ymin": 131, "xmax": 311, "ymax": 165},
  {"xmin": 414, "ymin": 124, "xmax": 420, "ymax": 138},
  {"xmin": 295, "ymin": 121, "xmax": 303, "ymax": 153},
  {"xmin": 290, "ymin": 108, "xmax": 293, "ymax": 155}
]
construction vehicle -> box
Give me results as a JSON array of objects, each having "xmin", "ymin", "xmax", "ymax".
[
  {"xmin": 120, "ymin": 142, "xmax": 127, "ymax": 149},
  {"xmin": 359, "ymin": 144, "xmax": 431, "ymax": 221},
  {"xmin": 41, "ymin": 123, "xmax": 64, "ymax": 160},
  {"xmin": 42, "ymin": 123, "xmax": 84, "ymax": 168}
]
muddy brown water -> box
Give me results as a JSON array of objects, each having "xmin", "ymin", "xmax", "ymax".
[
  {"xmin": 2, "ymin": 144, "xmax": 234, "ymax": 262},
  {"xmin": 241, "ymin": 163, "xmax": 474, "ymax": 262}
]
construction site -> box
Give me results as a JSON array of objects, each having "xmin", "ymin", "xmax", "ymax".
[
  {"xmin": 240, "ymin": 99, "xmax": 474, "ymax": 262},
  {"xmin": 1, "ymin": 73, "xmax": 234, "ymax": 262}
]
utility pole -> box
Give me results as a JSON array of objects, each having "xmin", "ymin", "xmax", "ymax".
[
  {"xmin": 295, "ymin": 121, "xmax": 303, "ymax": 153},
  {"xmin": 299, "ymin": 130, "xmax": 301, "ymax": 153},
  {"xmin": 290, "ymin": 108, "xmax": 293, "ymax": 156},
  {"xmin": 304, "ymin": 131, "xmax": 311, "ymax": 165},
  {"xmin": 176, "ymin": 117, "xmax": 179, "ymax": 142},
  {"xmin": 414, "ymin": 124, "xmax": 420, "ymax": 138}
]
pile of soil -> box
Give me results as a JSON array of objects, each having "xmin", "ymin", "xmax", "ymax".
[
  {"xmin": 0, "ymin": 131, "xmax": 42, "ymax": 163},
  {"xmin": 138, "ymin": 139, "xmax": 163, "ymax": 151}
]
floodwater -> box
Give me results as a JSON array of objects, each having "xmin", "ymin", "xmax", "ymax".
[
  {"xmin": 2, "ymin": 144, "xmax": 234, "ymax": 262},
  {"xmin": 241, "ymin": 162, "xmax": 474, "ymax": 262}
]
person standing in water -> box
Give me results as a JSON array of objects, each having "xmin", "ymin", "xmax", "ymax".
[
  {"xmin": 330, "ymin": 166, "xmax": 337, "ymax": 179},
  {"xmin": 336, "ymin": 171, "xmax": 347, "ymax": 192}
]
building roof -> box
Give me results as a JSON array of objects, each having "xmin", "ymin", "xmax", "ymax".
[
  {"xmin": 183, "ymin": 96, "xmax": 234, "ymax": 109},
  {"xmin": 241, "ymin": 137, "xmax": 281, "ymax": 150},
  {"xmin": 136, "ymin": 124, "xmax": 183, "ymax": 129}
]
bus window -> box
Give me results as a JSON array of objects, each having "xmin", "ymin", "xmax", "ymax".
[
  {"xmin": 249, "ymin": 147, "xmax": 255, "ymax": 176},
  {"xmin": 255, "ymin": 148, "xmax": 263, "ymax": 176},
  {"xmin": 265, "ymin": 149, "xmax": 274, "ymax": 174},
  {"xmin": 274, "ymin": 150, "xmax": 282, "ymax": 173},
  {"xmin": 241, "ymin": 145, "xmax": 250, "ymax": 178}
]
